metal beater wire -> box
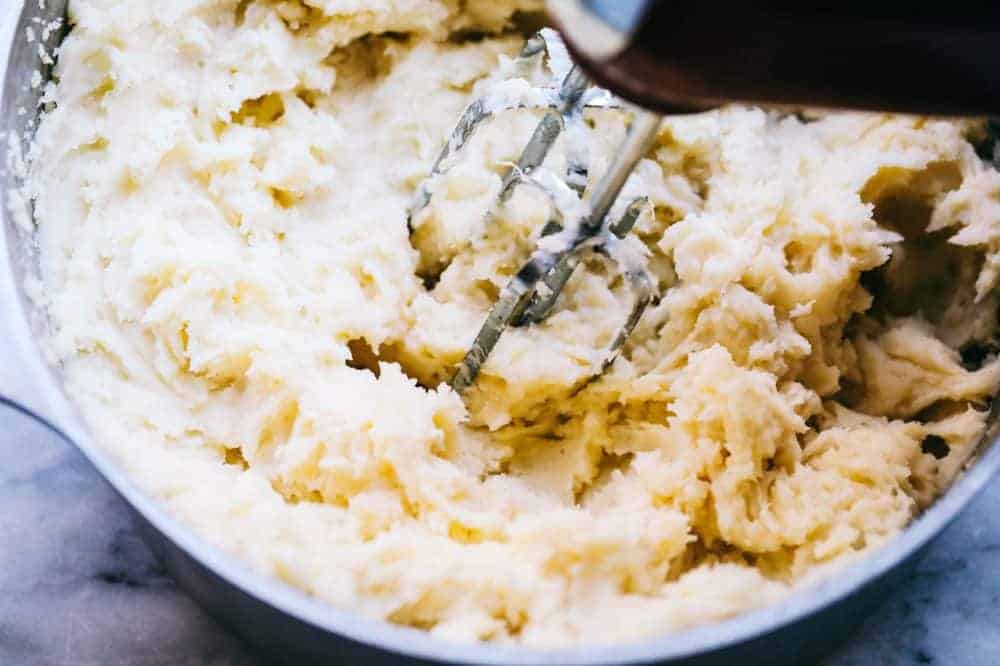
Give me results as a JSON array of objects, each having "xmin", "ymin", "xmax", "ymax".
[
  {"xmin": 406, "ymin": 30, "xmax": 662, "ymax": 395},
  {"xmin": 450, "ymin": 110, "xmax": 662, "ymax": 394}
]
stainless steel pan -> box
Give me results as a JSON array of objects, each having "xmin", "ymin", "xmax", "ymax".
[{"xmin": 2, "ymin": 1, "xmax": 998, "ymax": 663}]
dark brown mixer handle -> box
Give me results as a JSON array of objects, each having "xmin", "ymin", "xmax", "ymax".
[{"xmin": 549, "ymin": 1, "xmax": 1000, "ymax": 116}]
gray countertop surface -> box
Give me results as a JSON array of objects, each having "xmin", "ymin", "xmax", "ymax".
[{"xmin": 1, "ymin": 402, "xmax": 998, "ymax": 666}]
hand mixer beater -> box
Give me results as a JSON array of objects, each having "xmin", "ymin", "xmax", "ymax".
[
  {"xmin": 409, "ymin": 30, "xmax": 663, "ymax": 394},
  {"xmin": 412, "ymin": 2, "xmax": 1000, "ymax": 394}
]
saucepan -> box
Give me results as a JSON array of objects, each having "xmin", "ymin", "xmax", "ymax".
[{"xmin": 2, "ymin": 1, "xmax": 998, "ymax": 664}]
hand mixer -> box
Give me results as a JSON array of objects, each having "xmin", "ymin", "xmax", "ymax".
[{"xmin": 411, "ymin": 1, "xmax": 1000, "ymax": 394}]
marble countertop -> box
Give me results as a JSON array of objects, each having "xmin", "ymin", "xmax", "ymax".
[{"xmin": 1, "ymin": 402, "xmax": 998, "ymax": 666}]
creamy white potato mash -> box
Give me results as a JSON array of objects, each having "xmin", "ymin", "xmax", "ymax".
[{"xmin": 25, "ymin": 0, "xmax": 1000, "ymax": 646}]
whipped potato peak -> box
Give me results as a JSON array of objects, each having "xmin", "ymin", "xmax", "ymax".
[{"xmin": 26, "ymin": 0, "xmax": 1000, "ymax": 647}]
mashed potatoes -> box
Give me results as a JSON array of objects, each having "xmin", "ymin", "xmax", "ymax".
[{"xmin": 25, "ymin": 0, "xmax": 1000, "ymax": 647}]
